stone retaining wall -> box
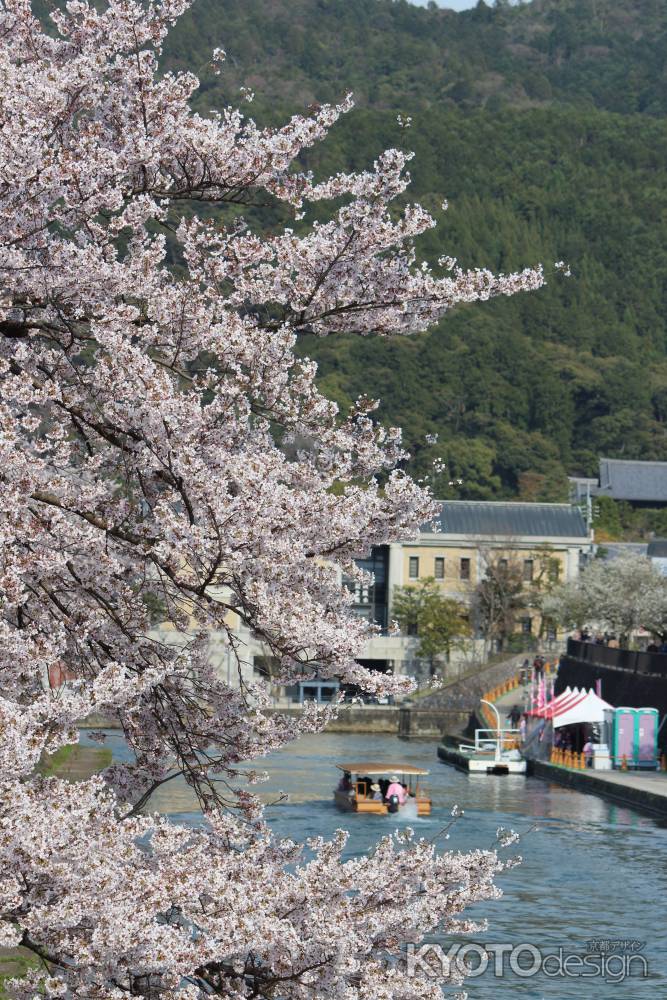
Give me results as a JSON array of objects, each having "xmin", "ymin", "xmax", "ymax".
[
  {"xmin": 398, "ymin": 708, "xmax": 472, "ymax": 739},
  {"xmin": 412, "ymin": 653, "xmax": 528, "ymax": 714}
]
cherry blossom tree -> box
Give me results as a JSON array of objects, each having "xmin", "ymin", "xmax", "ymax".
[
  {"xmin": 543, "ymin": 553, "xmax": 667, "ymax": 644},
  {"xmin": 0, "ymin": 1, "xmax": 545, "ymax": 997}
]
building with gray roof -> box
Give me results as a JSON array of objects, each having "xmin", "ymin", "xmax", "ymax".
[
  {"xmin": 570, "ymin": 458, "xmax": 667, "ymax": 507},
  {"xmin": 347, "ymin": 500, "xmax": 594, "ymax": 682},
  {"xmin": 647, "ymin": 539, "xmax": 667, "ymax": 558},
  {"xmin": 598, "ymin": 458, "xmax": 667, "ymax": 504},
  {"xmin": 426, "ymin": 500, "xmax": 589, "ymax": 539}
]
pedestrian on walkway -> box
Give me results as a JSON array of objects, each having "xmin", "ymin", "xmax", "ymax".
[{"xmin": 583, "ymin": 738, "xmax": 594, "ymax": 767}]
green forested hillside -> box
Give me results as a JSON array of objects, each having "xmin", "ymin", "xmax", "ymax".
[
  {"xmin": 41, "ymin": 0, "xmax": 667, "ymax": 501},
  {"xmin": 165, "ymin": 0, "xmax": 667, "ymax": 117},
  {"xmin": 296, "ymin": 106, "xmax": 667, "ymax": 499}
]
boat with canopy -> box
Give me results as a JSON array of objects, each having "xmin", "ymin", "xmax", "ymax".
[{"xmin": 333, "ymin": 762, "xmax": 431, "ymax": 815}]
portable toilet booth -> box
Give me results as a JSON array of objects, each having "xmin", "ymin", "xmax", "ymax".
[
  {"xmin": 611, "ymin": 708, "xmax": 635, "ymax": 768},
  {"xmin": 635, "ymin": 708, "xmax": 659, "ymax": 770},
  {"xmin": 611, "ymin": 708, "xmax": 659, "ymax": 769}
]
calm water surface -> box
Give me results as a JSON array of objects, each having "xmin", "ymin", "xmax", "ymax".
[{"xmin": 81, "ymin": 730, "xmax": 667, "ymax": 998}]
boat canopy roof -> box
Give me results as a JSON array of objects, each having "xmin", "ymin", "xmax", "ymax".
[{"xmin": 336, "ymin": 762, "xmax": 429, "ymax": 776}]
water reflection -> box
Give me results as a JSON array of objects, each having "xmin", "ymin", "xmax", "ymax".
[{"xmin": 80, "ymin": 729, "xmax": 667, "ymax": 998}]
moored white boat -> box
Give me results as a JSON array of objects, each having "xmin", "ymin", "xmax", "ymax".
[{"xmin": 457, "ymin": 727, "xmax": 527, "ymax": 775}]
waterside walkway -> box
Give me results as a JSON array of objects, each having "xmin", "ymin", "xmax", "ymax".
[
  {"xmin": 530, "ymin": 760, "xmax": 667, "ymax": 818},
  {"xmin": 486, "ymin": 671, "xmax": 667, "ymax": 819}
]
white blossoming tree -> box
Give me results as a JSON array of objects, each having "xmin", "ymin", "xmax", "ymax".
[
  {"xmin": 0, "ymin": 2, "xmax": 545, "ymax": 997},
  {"xmin": 543, "ymin": 553, "xmax": 667, "ymax": 644}
]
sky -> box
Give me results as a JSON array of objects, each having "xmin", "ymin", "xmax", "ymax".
[
  {"xmin": 410, "ymin": 0, "xmax": 479, "ymax": 7},
  {"xmin": 411, "ymin": 1, "xmax": 525, "ymax": 9}
]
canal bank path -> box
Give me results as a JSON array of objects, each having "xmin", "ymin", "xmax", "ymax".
[
  {"xmin": 486, "ymin": 674, "xmax": 667, "ymax": 818},
  {"xmin": 529, "ymin": 760, "xmax": 667, "ymax": 817}
]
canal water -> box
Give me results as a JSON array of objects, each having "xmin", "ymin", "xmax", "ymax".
[{"xmin": 81, "ymin": 730, "xmax": 667, "ymax": 998}]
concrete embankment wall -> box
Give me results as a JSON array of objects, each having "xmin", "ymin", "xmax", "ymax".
[
  {"xmin": 398, "ymin": 708, "xmax": 471, "ymax": 739},
  {"xmin": 400, "ymin": 653, "xmax": 529, "ymax": 739},
  {"xmin": 265, "ymin": 706, "xmax": 400, "ymax": 733},
  {"xmin": 80, "ymin": 714, "xmax": 118, "ymax": 728},
  {"xmin": 83, "ymin": 654, "xmax": 528, "ymax": 740},
  {"xmin": 82, "ymin": 706, "xmax": 469, "ymax": 737},
  {"xmin": 529, "ymin": 759, "xmax": 667, "ymax": 818},
  {"xmin": 266, "ymin": 706, "xmax": 470, "ymax": 737}
]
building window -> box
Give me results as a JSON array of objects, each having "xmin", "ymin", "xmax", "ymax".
[
  {"xmin": 434, "ymin": 556, "xmax": 445, "ymax": 580},
  {"xmin": 407, "ymin": 621, "xmax": 419, "ymax": 637},
  {"xmin": 521, "ymin": 617, "xmax": 532, "ymax": 634},
  {"xmin": 460, "ymin": 558, "xmax": 470, "ymax": 581},
  {"xmin": 499, "ymin": 558, "xmax": 508, "ymax": 572},
  {"xmin": 546, "ymin": 624, "xmax": 557, "ymax": 642},
  {"xmin": 523, "ymin": 559, "xmax": 534, "ymax": 582},
  {"xmin": 409, "ymin": 556, "xmax": 419, "ymax": 579}
]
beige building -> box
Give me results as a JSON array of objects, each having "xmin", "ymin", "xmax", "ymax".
[
  {"xmin": 353, "ymin": 500, "xmax": 594, "ymax": 682},
  {"xmin": 151, "ymin": 501, "xmax": 593, "ymax": 702}
]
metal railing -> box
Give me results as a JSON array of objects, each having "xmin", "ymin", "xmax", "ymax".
[
  {"xmin": 566, "ymin": 638, "xmax": 667, "ymax": 676},
  {"xmin": 459, "ymin": 727, "xmax": 522, "ymax": 758}
]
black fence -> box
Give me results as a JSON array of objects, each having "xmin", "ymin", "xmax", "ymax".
[{"xmin": 566, "ymin": 638, "xmax": 667, "ymax": 677}]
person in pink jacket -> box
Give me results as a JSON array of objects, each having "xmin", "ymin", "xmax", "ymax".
[{"xmin": 385, "ymin": 775, "xmax": 408, "ymax": 805}]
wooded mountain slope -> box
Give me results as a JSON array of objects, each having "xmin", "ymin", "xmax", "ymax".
[
  {"xmin": 165, "ymin": 0, "xmax": 667, "ymax": 117},
  {"xmin": 38, "ymin": 0, "xmax": 667, "ymax": 501}
]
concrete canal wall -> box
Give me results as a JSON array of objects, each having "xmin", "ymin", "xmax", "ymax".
[
  {"xmin": 82, "ymin": 706, "xmax": 471, "ymax": 737},
  {"xmin": 266, "ymin": 705, "xmax": 471, "ymax": 737},
  {"xmin": 400, "ymin": 653, "xmax": 530, "ymax": 739},
  {"xmin": 398, "ymin": 707, "xmax": 471, "ymax": 739},
  {"xmin": 267, "ymin": 705, "xmax": 400, "ymax": 733},
  {"xmin": 437, "ymin": 743, "xmax": 667, "ymax": 817},
  {"xmin": 83, "ymin": 650, "xmax": 527, "ymax": 740},
  {"xmin": 529, "ymin": 759, "xmax": 667, "ymax": 818}
]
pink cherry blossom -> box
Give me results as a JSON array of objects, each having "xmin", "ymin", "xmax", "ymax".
[{"xmin": 0, "ymin": 1, "xmax": 543, "ymax": 996}]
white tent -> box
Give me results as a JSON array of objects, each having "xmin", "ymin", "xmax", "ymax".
[
  {"xmin": 526, "ymin": 686, "xmax": 580, "ymax": 719},
  {"xmin": 552, "ymin": 688, "xmax": 613, "ymax": 728}
]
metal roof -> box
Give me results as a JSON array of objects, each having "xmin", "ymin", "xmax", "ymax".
[
  {"xmin": 647, "ymin": 539, "xmax": 667, "ymax": 557},
  {"xmin": 599, "ymin": 542, "xmax": 647, "ymax": 561},
  {"xmin": 598, "ymin": 458, "xmax": 667, "ymax": 502},
  {"xmin": 425, "ymin": 501, "xmax": 589, "ymax": 539},
  {"xmin": 336, "ymin": 762, "xmax": 429, "ymax": 775}
]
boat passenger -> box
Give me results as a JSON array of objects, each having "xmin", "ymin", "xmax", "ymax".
[
  {"xmin": 337, "ymin": 771, "xmax": 353, "ymax": 793},
  {"xmin": 385, "ymin": 775, "xmax": 408, "ymax": 806},
  {"xmin": 370, "ymin": 782, "xmax": 383, "ymax": 801},
  {"xmin": 358, "ymin": 775, "xmax": 373, "ymax": 798}
]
